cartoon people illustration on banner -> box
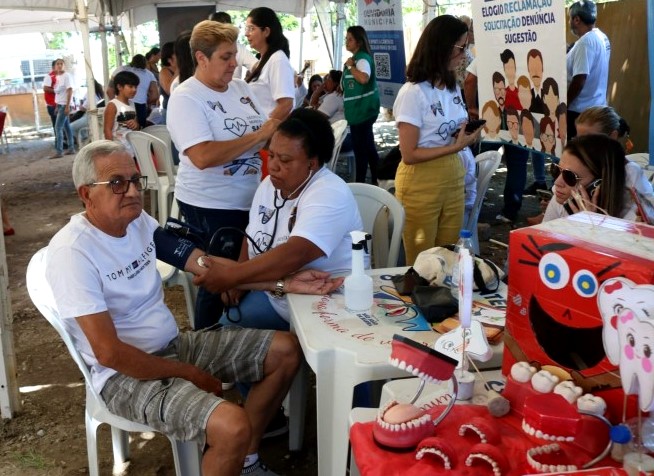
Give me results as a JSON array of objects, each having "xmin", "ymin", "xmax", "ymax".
[{"xmin": 480, "ymin": 47, "xmax": 565, "ymax": 158}]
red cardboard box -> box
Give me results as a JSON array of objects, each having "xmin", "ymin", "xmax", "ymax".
[{"xmin": 503, "ymin": 212, "xmax": 654, "ymax": 421}]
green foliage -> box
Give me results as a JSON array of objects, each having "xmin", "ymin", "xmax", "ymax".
[
  {"xmin": 11, "ymin": 450, "xmax": 52, "ymax": 470},
  {"xmin": 43, "ymin": 32, "xmax": 72, "ymax": 50}
]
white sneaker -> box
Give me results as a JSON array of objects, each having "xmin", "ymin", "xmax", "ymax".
[{"xmin": 241, "ymin": 461, "xmax": 279, "ymax": 475}]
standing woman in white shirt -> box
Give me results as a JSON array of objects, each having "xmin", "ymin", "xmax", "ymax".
[
  {"xmin": 244, "ymin": 7, "xmax": 295, "ymax": 121},
  {"xmin": 51, "ymin": 58, "xmax": 76, "ymax": 158},
  {"xmin": 393, "ymin": 16, "xmax": 482, "ymax": 265}
]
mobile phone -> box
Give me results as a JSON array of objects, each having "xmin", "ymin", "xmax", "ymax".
[
  {"xmin": 465, "ymin": 119, "xmax": 486, "ymax": 133},
  {"xmin": 452, "ymin": 119, "xmax": 487, "ymax": 137},
  {"xmin": 563, "ymin": 179, "xmax": 602, "ymax": 215}
]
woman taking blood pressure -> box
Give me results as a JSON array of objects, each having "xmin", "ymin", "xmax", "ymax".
[{"xmin": 194, "ymin": 108, "xmax": 364, "ymax": 330}]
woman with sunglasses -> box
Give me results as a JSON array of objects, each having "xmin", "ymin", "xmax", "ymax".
[
  {"xmin": 244, "ymin": 7, "xmax": 295, "ymax": 121},
  {"xmin": 543, "ymin": 134, "xmax": 633, "ymax": 222},
  {"xmin": 528, "ymin": 105, "xmax": 650, "ymax": 225},
  {"xmin": 393, "ymin": 15, "xmax": 481, "ymax": 265}
]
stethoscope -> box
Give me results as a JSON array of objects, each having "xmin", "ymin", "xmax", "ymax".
[{"xmin": 264, "ymin": 167, "xmax": 319, "ymax": 253}]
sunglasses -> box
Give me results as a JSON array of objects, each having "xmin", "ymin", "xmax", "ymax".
[{"xmin": 550, "ymin": 163, "xmax": 580, "ymax": 187}]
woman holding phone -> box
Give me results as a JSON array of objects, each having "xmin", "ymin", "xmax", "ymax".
[
  {"xmin": 393, "ymin": 15, "xmax": 482, "ymax": 265},
  {"xmin": 543, "ymin": 134, "xmax": 635, "ymax": 222}
]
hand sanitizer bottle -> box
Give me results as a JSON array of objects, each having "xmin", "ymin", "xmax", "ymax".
[{"xmin": 344, "ymin": 231, "xmax": 372, "ymax": 312}]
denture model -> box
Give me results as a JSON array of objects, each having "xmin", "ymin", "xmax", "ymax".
[
  {"xmin": 369, "ymin": 331, "xmax": 615, "ymax": 474},
  {"xmin": 372, "ymin": 335, "xmax": 459, "ymax": 449}
]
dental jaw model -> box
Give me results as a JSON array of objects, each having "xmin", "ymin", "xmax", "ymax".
[
  {"xmin": 373, "ymin": 335, "xmax": 459, "ymax": 449},
  {"xmin": 504, "ymin": 361, "xmax": 613, "ymax": 473}
]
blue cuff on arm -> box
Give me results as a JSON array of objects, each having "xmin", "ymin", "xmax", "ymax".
[{"xmin": 153, "ymin": 226, "xmax": 197, "ymax": 270}]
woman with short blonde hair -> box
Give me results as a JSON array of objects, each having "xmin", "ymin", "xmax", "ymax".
[{"xmin": 167, "ymin": 19, "xmax": 279, "ymax": 329}]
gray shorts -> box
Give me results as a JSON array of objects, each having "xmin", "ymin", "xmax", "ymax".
[{"xmin": 100, "ymin": 326, "xmax": 274, "ymax": 445}]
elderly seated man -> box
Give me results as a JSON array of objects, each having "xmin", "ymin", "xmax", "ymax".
[{"xmin": 45, "ymin": 140, "xmax": 342, "ymax": 476}]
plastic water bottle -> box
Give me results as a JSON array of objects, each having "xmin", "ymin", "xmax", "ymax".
[{"xmin": 451, "ymin": 229, "xmax": 474, "ymax": 298}]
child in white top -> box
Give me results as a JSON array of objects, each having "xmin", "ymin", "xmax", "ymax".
[{"xmin": 104, "ymin": 71, "xmax": 140, "ymax": 153}]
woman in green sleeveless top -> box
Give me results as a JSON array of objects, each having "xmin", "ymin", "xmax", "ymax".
[{"xmin": 342, "ymin": 26, "xmax": 381, "ymax": 184}]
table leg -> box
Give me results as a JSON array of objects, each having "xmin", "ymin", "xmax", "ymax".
[
  {"xmin": 315, "ymin": 353, "xmax": 357, "ymax": 476},
  {"xmin": 288, "ymin": 359, "xmax": 309, "ymax": 451}
]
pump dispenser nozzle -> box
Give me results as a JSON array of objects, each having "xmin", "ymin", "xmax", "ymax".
[{"xmin": 344, "ymin": 231, "xmax": 373, "ymax": 312}]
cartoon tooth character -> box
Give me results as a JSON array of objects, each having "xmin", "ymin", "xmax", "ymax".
[{"xmin": 598, "ymin": 277, "xmax": 654, "ymax": 412}]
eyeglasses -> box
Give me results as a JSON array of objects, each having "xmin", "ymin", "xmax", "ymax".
[
  {"xmin": 88, "ymin": 176, "xmax": 148, "ymax": 194},
  {"xmin": 243, "ymin": 25, "xmax": 262, "ymax": 33},
  {"xmin": 550, "ymin": 163, "xmax": 580, "ymax": 187},
  {"xmin": 541, "ymin": 132, "xmax": 555, "ymax": 143},
  {"xmin": 452, "ymin": 43, "xmax": 467, "ymax": 56}
]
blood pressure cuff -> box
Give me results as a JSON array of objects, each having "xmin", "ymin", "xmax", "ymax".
[{"xmin": 153, "ymin": 226, "xmax": 196, "ymax": 270}]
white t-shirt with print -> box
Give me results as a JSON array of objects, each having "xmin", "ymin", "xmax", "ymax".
[
  {"xmin": 248, "ymin": 50, "xmax": 295, "ymax": 118},
  {"xmin": 108, "ymin": 98, "xmax": 136, "ymax": 153},
  {"xmin": 393, "ymin": 81, "xmax": 467, "ymax": 148},
  {"xmin": 246, "ymin": 167, "xmax": 364, "ymax": 319},
  {"xmin": 46, "ymin": 212, "xmax": 179, "ymax": 395},
  {"xmin": 167, "ymin": 77, "xmax": 266, "ymax": 210}
]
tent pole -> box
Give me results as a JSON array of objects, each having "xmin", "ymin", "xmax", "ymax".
[
  {"xmin": 334, "ymin": 1, "xmax": 345, "ymax": 68},
  {"xmin": 113, "ymin": 14, "xmax": 122, "ymax": 67},
  {"xmin": 77, "ymin": 0, "xmax": 99, "ymax": 141},
  {"xmin": 99, "ymin": 12, "xmax": 110, "ymax": 91},
  {"xmin": 648, "ymin": 0, "xmax": 653, "ymax": 164},
  {"xmin": 298, "ymin": 0, "xmax": 309, "ymax": 73}
]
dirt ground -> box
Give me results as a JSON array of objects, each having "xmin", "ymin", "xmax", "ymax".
[{"xmin": 0, "ymin": 125, "xmax": 538, "ymax": 475}]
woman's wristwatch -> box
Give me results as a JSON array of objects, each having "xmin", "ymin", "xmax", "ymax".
[{"xmin": 272, "ymin": 279, "xmax": 286, "ymax": 298}]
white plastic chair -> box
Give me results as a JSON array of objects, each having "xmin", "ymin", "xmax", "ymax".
[
  {"xmin": 328, "ymin": 119, "xmax": 349, "ymax": 172},
  {"xmin": 627, "ymin": 153, "xmax": 654, "ymax": 183},
  {"xmin": 142, "ymin": 125, "xmax": 172, "ymax": 152},
  {"xmin": 348, "ymin": 183, "xmax": 405, "ymax": 268},
  {"xmin": 26, "ymin": 248, "xmax": 202, "ymax": 476},
  {"xmin": 464, "ymin": 148, "xmax": 502, "ymax": 254},
  {"xmin": 127, "ymin": 131, "xmax": 175, "ymax": 226},
  {"xmin": 156, "ymin": 200, "xmax": 198, "ymax": 328},
  {"xmin": 142, "ymin": 124, "xmax": 179, "ymax": 172}
]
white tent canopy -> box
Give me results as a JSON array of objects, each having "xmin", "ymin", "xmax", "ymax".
[{"xmin": 0, "ymin": 0, "xmax": 312, "ymax": 34}]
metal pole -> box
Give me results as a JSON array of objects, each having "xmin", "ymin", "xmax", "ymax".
[
  {"xmin": 76, "ymin": 0, "xmax": 99, "ymax": 141},
  {"xmin": 334, "ymin": 1, "xmax": 345, "ymax": 68}
]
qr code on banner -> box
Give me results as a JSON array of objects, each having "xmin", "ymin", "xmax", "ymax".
[{"xmin": 374, "ymin": 53, "xmax": 391, "ymax": 80}]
